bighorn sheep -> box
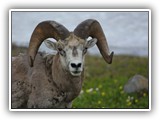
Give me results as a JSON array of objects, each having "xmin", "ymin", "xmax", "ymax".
[{"xmin": 11, "ymin": 19, "xmax": 113, "ymax": 108}]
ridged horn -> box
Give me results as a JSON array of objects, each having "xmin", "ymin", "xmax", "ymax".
[
  {"xmin": 74, "ymin": 19, "xmax": 114, "ymax": 64},
  {"xmin": 28, "ymin": 21, "xmax": 70, "ymax": 67}
]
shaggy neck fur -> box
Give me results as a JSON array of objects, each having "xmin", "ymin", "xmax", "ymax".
[{"xmin": 51, "ymin": 53, "xmax": 84, "ymax": 102}]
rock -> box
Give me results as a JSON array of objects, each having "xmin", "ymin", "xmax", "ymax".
[{"xmin": 124, "ymin": 74, "xmax": 148, "ymax": 93}]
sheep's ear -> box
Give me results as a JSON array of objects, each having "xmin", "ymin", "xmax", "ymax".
[
  {"xmin": 85, "ymin": 38, "xmax": 97, "ymax": 49},
  {"xmin": 44, "ymin": 40, "xmax": 57, "ymax": 50}
]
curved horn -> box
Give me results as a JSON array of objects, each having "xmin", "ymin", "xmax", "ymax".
[
  {"xmin": 74, "ymin": 19, "xmax": 113, "ymax": 64},
  {"xmin": 28, "ymin": 21, "xmax": 70, "ymax": 67}
]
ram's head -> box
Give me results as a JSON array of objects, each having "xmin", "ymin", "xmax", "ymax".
[{"xmin": 28, "ymin": 19, "xmax": 114, "ymax": 76}]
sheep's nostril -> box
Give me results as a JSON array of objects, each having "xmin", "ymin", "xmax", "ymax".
[
  {"xmin": 71, "ymin": 63, "xmax": 82, "ymax": 68},
  {"xmin": 77, "ymin": 63, "xmax": 81, "ymax": 68},
  {"xmin": 71, "ymin": 63, "xmax": 77, "ymax": 68}
]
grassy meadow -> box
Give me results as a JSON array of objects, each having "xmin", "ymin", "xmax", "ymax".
[
  {"xmin": 73, "ymin": 55, "xmax": 149, "ymax": 109},
  {"xmin": 12, "ymin": 44, "xmax": 149, "ymax": 109}
]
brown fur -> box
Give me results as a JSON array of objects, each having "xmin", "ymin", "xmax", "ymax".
[
  {"xmin": 11, "ymin": 52, "xmax": 83, "ymax": 108},
  {"xmin": 72, "ymin": 46, "xmax": 78, "ymax": 57}
]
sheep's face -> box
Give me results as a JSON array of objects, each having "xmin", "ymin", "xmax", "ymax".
[{"xmin": 44, "ymin": 34, "xmax": 97, "ymax": 76}]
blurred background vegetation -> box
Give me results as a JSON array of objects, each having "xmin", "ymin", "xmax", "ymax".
[{"xmin": 12, "ymin": 43, "xmax": 149, "ymax": 109}]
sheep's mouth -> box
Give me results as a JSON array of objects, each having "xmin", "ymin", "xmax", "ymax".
[{"xmin": 70, "ymin": 71, "xmax": 81, "ymax": 76}]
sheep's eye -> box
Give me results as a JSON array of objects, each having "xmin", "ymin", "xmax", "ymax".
[
  {"xmin": 58, "ymin": 48, "xmax": 66, "ymax": 56},
  {"xmin": 83, "ymin": 48, "xmax": 87, "ymax": 54}
]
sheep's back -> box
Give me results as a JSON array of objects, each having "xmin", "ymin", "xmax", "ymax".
[
  {"xmin": 12, "ymin": 54, "xmax": 32, "ymax": 108},
  {"xmin": 11, "ymin": 53, "xmax": 69, "ymax": 108}
]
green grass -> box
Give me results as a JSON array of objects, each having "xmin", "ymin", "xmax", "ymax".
[
  {"xmin": 72, "ymin": 55, "xmax": 149, "ymax": 109},
  {"xmin": 11, "ymin": 44, "xmax": 149, "ymax": 109}
]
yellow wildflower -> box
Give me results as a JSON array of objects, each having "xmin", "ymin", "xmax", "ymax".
[
  {"xmin": 119, "ymin": 86, "xmax": 123, "ymax": 90},
  {"xmin": 135, "ymin": 99, "xmax": 138, "ymax": 103},
  {"xmin": 98, "ymin": 101, "xmax": 101, "ymax": 104},
  {"xmin": 98, "ymin": 84, "xmax": 102, "ymax": 89},
  {"xmin": 143, "ymin": 93, "xmax": 147, "ymax": 97},
  {"xmin": 86, "ymin": 88, "xmax": 93, "ymax": 93},
  {"xmin": 127, "ymin": 101, "xmax": 132, "ymax": 106},
  {"xmin": 101, "ymin": 92, "xmax": 106, "ymax": 96}
]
